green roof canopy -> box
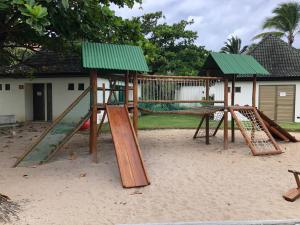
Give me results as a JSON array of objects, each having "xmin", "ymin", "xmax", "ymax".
[
  {"xmin": 202, "ymin": 52, "xmax": 269, "ymax": 76},
  {"xmin": 82, "ymin": 42, "xmax": 149, "ymax": 72}
]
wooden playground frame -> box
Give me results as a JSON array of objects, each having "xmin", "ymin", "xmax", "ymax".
[{"xmin": 90, "ymin": 70, "xmax": 284, "ymax": 163}]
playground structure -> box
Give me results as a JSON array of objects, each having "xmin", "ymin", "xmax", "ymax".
[
  {"xmin": 283, "ymin": 170, "xmax": 300, "ymax": 202},
  {"xmin": 14, "ymin": 42, "xmax": 297, "ymax": 188}
]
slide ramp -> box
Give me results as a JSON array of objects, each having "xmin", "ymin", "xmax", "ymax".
[
  {"xmin": 257, "ymin": 109, "xmax": 298, "ymax": 142},
  {"xmin": 14, "ymin": 88, "xmax": 91, "ymax": 167},
  {"xmin": 106, "ymin": 105, "xmax": 150, "ymax": 188}
]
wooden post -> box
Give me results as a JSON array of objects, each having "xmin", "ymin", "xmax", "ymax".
[
  {"xmin": 102, "ymin": 83, "xmax": 106, "ymax": 106},
  {"xmin": 223, "ymin": 78, "xmax": 229, "ymax": 150},
  {"xmin": 133, "ymin": 73, "xmax": 138, "ymax": 135},
  {"xmin": 231, "ymin": 74, "xmax": 236, "ymax": 142},
  {"xmin": 205, "ymin": 71, "xmax": 210, "ymax": 145},
  {"xmin": 90, "ymin": 70, "xmax": 98, "ymax": 163},
  {"xmin": 252, "ymin": 75, "xmax": 257, "ymax": 108},
  {"xmin": 125, "ymin": 71, "xmax": 129, "ymax": 106}
]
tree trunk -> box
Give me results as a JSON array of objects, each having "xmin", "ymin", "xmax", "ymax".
[{"xmin": 288, "ymin": 33, "xmax": 294, "ymax": 46}]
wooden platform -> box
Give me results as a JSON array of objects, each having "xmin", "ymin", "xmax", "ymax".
[{"xmin": 106, "ymin": 105, "xmax": 150, "ymax": 188}]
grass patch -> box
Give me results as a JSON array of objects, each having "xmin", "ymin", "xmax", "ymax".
[
  {"xmin": 99, "ymin": 114, "xmax": 300, "ymax": 132},
  {"xmin": 278, "ymin": 122, "xmax": 300, "ymax": 132}
]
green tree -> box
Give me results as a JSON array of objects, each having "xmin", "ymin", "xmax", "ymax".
[
  {"xmin": 135, "ymin": 12, "xmax": 209, "ymax": 75},
  {"xmin": 253, "ymin": 2, "xmax": 300, "ymax": 46},
  {"xmin": 0, "ymin": 0, "xmax": 142, "ymax": 65},
  {"xmin": 220, "ymin": 36, "xmax": 248, "ymax": 54}
]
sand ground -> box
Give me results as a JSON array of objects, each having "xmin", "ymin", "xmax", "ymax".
[{"xmin": 0, "ymin": 123, "xmax": 300, "ymax": 225}]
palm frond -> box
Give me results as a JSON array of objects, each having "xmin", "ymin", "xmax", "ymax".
[{"xmin": 252, "ymin": 31, "xmax": 284, "ymax": 41}]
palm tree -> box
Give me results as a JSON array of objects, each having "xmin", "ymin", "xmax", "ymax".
[
  {"xmin": 220, "ymin": 36, "xmax": 248, "ymax": 54},
  {"xmin": 253, "ymin": 2, "xmax": 300, "ymax": 46}
]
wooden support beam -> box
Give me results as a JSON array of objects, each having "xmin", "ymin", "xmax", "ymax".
[
  {"xmin": 283, "ymin": 170, "xmax": 300, "ymax": 202},
  {"xmin": 97, "ymin": 83, "xmax": 106, "ymax": 137},
  {"xmin": 138, "ymin": 74, "xmax": 224, "ymax": 80},
  {"xmin": 224, "ymin": 79, "xmax": 229, "ymax": 150},
  {"xmin": 205, "ymin": 72, "xmax": 210, "ymax": 145},
  {"xmin": 252, "ymin": 108, "xmax": 282, "ymax": 152},
  {"xmin": 138, "ymin": 99, "xmax": 224, "ymax": 104},
  {"xmin": 89, "ymin": 70, "xmax": 98, "ymax": 163},
  {"xmin": 231, "ymin": 74, "xmax": 236, "ymax": 143},
  {"xmin": 229, "ymin": 107, "xmax": 257, "ymax": 155},
  {"xmin": 193, "ymin": 116, "xmax": 205, "ymax": 139},
  {"xmin": 125, "ymin": 71, "xmax": 129, "ymax": 106},
  {"xmin": 252, "ymin": 75, "xmax": 257, "ymax": 108},
  {"xmin": 133, "ymin": 73, "xmax": 138, "ymax": 135},
  {"xmin": 213, "ymin": 115, "xmax": 224, "ymax": 136}
]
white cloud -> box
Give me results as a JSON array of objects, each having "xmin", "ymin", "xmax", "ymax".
[{"xmin": 112, "ymin": 0, "xmax": 300, "ymax": 50}]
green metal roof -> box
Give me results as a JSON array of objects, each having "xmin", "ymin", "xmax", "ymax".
[
  {"xmin": 82, "ymin": 42, "xmax": 149, "ymax": 72},
  {"xmin": 202, "ymin": 52, "xmax": 269, "ymax": 76}
]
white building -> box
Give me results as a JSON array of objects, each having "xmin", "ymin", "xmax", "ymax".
[{"xmin": 0, "ymin": 51, "xmax": 110, "ymax": 122}]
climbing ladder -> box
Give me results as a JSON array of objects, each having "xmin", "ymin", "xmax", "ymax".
[{"xmin": 229, "ymin": 106, "xmax": 282, "ymax": 156}]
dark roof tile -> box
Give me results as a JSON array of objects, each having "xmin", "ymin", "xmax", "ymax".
[{"xmin": 248, "ymin": 35, "xmax": 300, "ymax": 78}]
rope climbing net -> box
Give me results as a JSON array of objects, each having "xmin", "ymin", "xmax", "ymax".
[
  {"xmin": 136, "ymin": 75, "xmax": 224, "ymax": 114},
  {"xmin": 231, "ymin": 107, "xmax": 282, "ymax": 155}
]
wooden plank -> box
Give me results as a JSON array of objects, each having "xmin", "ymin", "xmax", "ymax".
[
  {"xmin": 133, "ymin": 73, "xmax": 138, "ymax": 135},
  {"xmin": 193, "ymin": 117, "xmax": 205, "ymax": 139},
  {"xmin": 106, "ymin": 106, "xmax": 149, "ymax": 188},
  {"xmin": 283, "ymin": 188, "xmax": 300, "ymax": 202},
  {"xmin": 224, "ymin": 79, "xmax": 229, "ymax": 150},
  {"xmin": 229, "ymin": 107, "xmax": 258, "ymax": 155},
  {"xmin": 253, "ymin": 108, "xmax": 282, "ymax": 153},
  {"xmin": 205, "ymin": 78, "xmax": 210, "ymax": 145},
  {"xmin": 138, "ymin": 107, "xmax": 223, "ymax": 116},
  {"xmin": 231, "ymin": 74, "xmax": 236, "ymax": 143},
  {"xmin": 138, "ymin": 100, "xmax": 224, "ymax": 104},
  {"xmin": 252, "ymin": 75, "xmax": 256, "ymax": 107},
  {"xmin": 138, "ymin": 74, "xmax": 224, "ymax": 80},
  {"xmin": 89, "ymin": 70, "xmax": 98, "ymax": 162},
  {"xmin": 125, "ymin": 72, "xmax": 129, "ymax": 106},
  {"xmin": 213, "ymin": 115, "xmax": 224, "ymax": 136}
]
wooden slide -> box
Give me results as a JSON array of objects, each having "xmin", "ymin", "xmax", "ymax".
[
  {"xmin": 257, "ymin": 109, "xmax": 298, "ymax": 142},
  {"xmin": 106, "ymin": 105, "xmax": 150, "ymax": 188}
]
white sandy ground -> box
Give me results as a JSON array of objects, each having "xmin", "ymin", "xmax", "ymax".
[{"xmin": 0, "ymin": 123, "xmax": 300, "ymax": 225}]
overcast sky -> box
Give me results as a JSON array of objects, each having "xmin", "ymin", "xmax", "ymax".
[{"xmin": 112, "ymin": 0, "xmax": 300, "ymax": 51}]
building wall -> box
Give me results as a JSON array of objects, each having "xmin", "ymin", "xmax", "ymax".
[
  {"xmin": 212, "ymin": 80, "xmax": 300, "ymax": 122},
  {"xmin": 0, "ymin": 77, "xmax": 110, "ymax": 122},
  {"xmin": 174, "ymin": 80, "xmax": 300, "ymax": 122}
]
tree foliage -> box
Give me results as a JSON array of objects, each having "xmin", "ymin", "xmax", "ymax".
[
  {"xmin": 1, "ymin": 4, "xmax": 209, "ymax": 76},
  {"xmin": 135, "ymin": 12, "xmax": 209, "ymax": 75},
  {"xmin": 253, "ymin": 2, "xmax": 300, "ymax": 46},
  {"xmin": 0, "ymin": 0, "xmax": 142, "ymax": 65},
  {"xmin": 220, "ymin": 36, "xmax": 248, "ymax": 54}
]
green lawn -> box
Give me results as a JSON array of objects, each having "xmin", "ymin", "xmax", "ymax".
[{"xmin": 100, "ymin": 114, "xmax": 300, "ymax": 132}]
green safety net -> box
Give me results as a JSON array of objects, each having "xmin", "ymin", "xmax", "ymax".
[{"xmin": 16, "ymin": 88, "xmax": 91, "ymax": 167}]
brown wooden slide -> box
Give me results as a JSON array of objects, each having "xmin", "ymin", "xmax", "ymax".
[
  {"xmin": 257, "ymin": 109, "xmax": 298, "ymax": 142},
  {"xmin": 106, "ymin": 105, "xmax": 150, "ymax": 188}
]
